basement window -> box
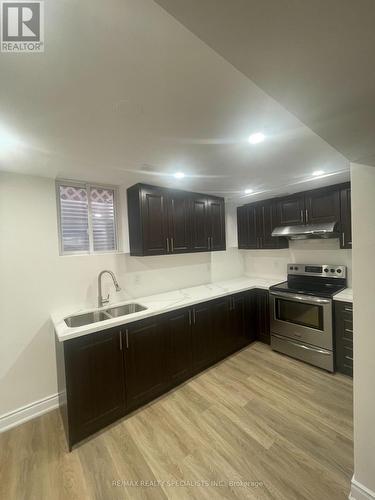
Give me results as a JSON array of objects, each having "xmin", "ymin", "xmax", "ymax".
[{"xmin": 56, "ymin": 180, "xmax": 119, "ymax": 255}]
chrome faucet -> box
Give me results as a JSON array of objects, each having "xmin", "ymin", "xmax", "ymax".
[{"xmin": 98, "ymin": 270, "xmax": 121, "ymax": 308}]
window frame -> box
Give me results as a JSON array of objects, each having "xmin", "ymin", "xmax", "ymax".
[{"xmin": 56, "ymin": 179, "xmax": 120, "ymax": 256}]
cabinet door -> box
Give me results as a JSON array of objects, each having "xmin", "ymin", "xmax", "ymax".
[
  {"xmin": 237, "ymin": 206, "xmax": 249, "ymax": 249},
  {"xmin": 211, "ymin": 296, "xmax": 231, "ymax": 359},
  {"xmin": 255, "ymin": 290, "xmax": 270, "ymax": 344},
  {"xmin": 65, "ymin": 328, "xmax": 126, "ymax": 445},
  {"xmin": 257, "ymin": 201, "xmax": 288, "ymax": 249},
  {"xmin": 229, "ymin": 292, "xmax": 251, "ymax": 350},
  {"xmin": 164, "ymin": 308, "xmax": 192, "ymax": 386},
  {"xmin": 238, "ymin": 204, "xmax": 258, "ymax": 249},
  {"xmin": 167, "ymin": 191, "xmax": 192, "ymax": 253},
  {"xmin": 334, "ymin": 302, "xmax": 353, "ymax": 377},
  {"xmin": 246, "ymin": 290, "xmax": 258, "ymax": 343},
  {"xmin": 190, "ymin": 195, "xmax": 210, "ymax": 252},
  {"xmin": 305, "ymin": 186, "xmax": 340, "ymax": 224},
  {"xmin": 191, "ymin": 301, "xmax": 215, "ymax": 372},
  {"xmin": 237, "ymin": 205, "xmax": 258, "ymax": 249},
  {"xmin": 277, "ymin": 193, "xmax": 305, "ymax": 226},
  {"xmin": 340, "ymin": 184, "xmax": 352, "ymax": 249},
  {"xmin": 141, "ymin": 186, "xmax": 169, "ymax": 255},
  {"xmin": 124, "ymin": 317, "xmax": 167, "ymax": 411},
  {"xmin": 208, "ymin": 197, "xmax": 226, "ymax": 251}
]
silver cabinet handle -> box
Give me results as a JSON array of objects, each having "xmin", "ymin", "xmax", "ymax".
[
  {"xmin": 342, "ymin": 232, "xmax": 345, "ymax": 247},
  {"xmin": 207, "ymin": 237, "xmax": 211, "ymax": 250},
  {"xmin": 170, "ymin": 237, "xmax": 174, "ymax": 252},
  {"xmin": 119, "ymin": 331, "xmax": 123, "ymax": 351},
  {"xmin": 192, "ymin": 308, "xmax": 196, "ymax": 324},
  {"xmin": 125, "ymin": 329, "xmax": 129, "ymax": 348},
  {"xmin": 300, "ymin": 210, "xmax": 304, "ymax": 223},
  {"xmin": 305, "ymin": 209, "xmax": 308, "ymax": 223},
  {"xmin": 348, "ymin": 241, "xmax": 352, "ymax": 246},
  {"xmin": 166, "ymin": 238, "xmax": 170, "ymax": 252},
  {"xmin": 211, "ymin": 236, "xmax": 213, "ymax": 249},
  {"xmin": 344, "ymin": 307, "xmax": 353, "ymax": 313},
  {"xmin": 188, "ymin": 310, "xmax": 191, "ymax": 326}
]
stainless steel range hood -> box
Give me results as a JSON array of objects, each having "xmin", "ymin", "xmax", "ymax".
[{"xmin": 272, "ymin": 221, "xmax": 339, "ymax": 240}]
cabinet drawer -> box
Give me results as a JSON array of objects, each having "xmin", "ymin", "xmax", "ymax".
[{"xmin": 334, "ymin": 301, "xmax": 353, "ymax": 377}]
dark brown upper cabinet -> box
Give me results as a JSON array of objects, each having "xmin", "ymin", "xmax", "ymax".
[
  {"xmin": 237, "ymin": 200, "xmax": 287, "ymax": 250},
  {"xmin": 278, "ymin": 185, "xmax": 340, "ymax": 226},
  {"xmin": 167, "ymin": 190, "xmax": 192, "ymax": 253},
  {"xmin": 257, "ymin": 199, "xmax": 287, "ymax": 249},
  {"xmin": 127, "ymin": 184, "xmax": 226, "ymax": 256},
  {"xmin": 277, "ymin": 193, "xmax": 306, "ymax": 226},
  {"xmin": 237, "ymin": 204, "xmax": 258, "ymax": 249},
  {"xmin": 238, "ymin": 182, "xmax": 351, "ymax": 250},
  {"xmin": 340, "ymin": 183, "xmax": 352, "ymax": 249},
  {"xmin": 129, "ymin": 185, "xmax": 169, "ymax": 256},
  {"xmin": 305, "ymin": 185, "xmax": 340, "ymax": 224},
  {"xmin": 207, "ymin": 196, "xmax": 226, "ymax": 251},
  {"xmin": 190, "ymin": 194, "xmax": 210, "ymax": 252}
]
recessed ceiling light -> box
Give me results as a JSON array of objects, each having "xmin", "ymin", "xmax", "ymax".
[
  {"xmin": 173, "ymin": 172, "xmax": 185, "ymax": 179},
  {"xmin": 244, "ymin": 188, "xmax": 253, "ymax": 194},
  {"xmin": 312, "ymin": 170, "xmax": 325, "ymax": 176},
  {"xmin": 248, "ymin": 132, "xmax": 265, "ymax": 145}
]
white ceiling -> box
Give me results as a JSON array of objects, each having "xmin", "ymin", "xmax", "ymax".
[
  {"xmin": 155, "ymin": 0, "xmax": 375, "ymax": 168},
  {"xmin": 0, "ymin": 0, "xmax": 349, "ymax": 202}
]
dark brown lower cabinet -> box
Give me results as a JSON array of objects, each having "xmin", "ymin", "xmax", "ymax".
[
  {"xmin": 62, "ymin": 327, "xmax": 126, "ymax": 448},
  {"xmin": 124, "ymin": 318, "xmax": 168, "ymax": 412},
  {"xmin": 255, "ymin": 289, "xmax": 270, "ymax": 344},
  {"xmin": 230, "ymin": 291, "xmax": 255, "ymax": 350},
  {"xmin": 56, "ymin": 289, "xmax": 264, "ymax": 450},
  {"xmin": 211, "ymin": 296, "xmax": 232, "ymax": 360},
  {"xmin": 165, "ymin": 308, "xmax": 193, "ymax": 385},
  {"xmin": 191, "ymin": 300, "xmax": 216, "ymax": 372},
  {"xmin": 334, "ymin": 301, "xmax": 353, "ymax": 377}
]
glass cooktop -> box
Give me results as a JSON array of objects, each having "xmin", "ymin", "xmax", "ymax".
[{"xmin": 270, "ymin": 280, "xmax": 346, "ymax": 298}]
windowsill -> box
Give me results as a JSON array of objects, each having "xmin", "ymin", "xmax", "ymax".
[{"xmin": 59, "ymin": 251, "xmax": 126, "ymax": 257}]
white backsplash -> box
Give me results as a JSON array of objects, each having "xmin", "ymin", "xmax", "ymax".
[{"xmin": 242, "ymin": 238, "xmax": 352, "ymax": 286}]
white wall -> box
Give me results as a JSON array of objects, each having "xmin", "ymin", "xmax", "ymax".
[
  {"xmin": 350, "ymin": 163, "xmax": 375, "ymax": 499},
  {"xmin": 242, "ymin": 239, "xmax": 352, "ymax": 286},
  {"xmin": 0, "ymin": 172, "xmax": 243, "ymax": 420}
]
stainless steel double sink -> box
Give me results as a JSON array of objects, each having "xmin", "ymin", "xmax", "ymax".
[{"xmin": 64, "ymin": 303, "xmax": 147, "ymax": 328}]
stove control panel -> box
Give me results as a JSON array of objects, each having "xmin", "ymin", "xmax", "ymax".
[{"xmin": 287, "ymin": 264, "xmax": 346, "ymax": 279}]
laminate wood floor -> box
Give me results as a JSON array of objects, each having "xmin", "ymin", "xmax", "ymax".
[{"xmin": 0, "ymin": 342, "xmax": 353, "ymax": 500}]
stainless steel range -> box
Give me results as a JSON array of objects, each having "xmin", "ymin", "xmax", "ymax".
[{"xmin": 269, "ymin": 264, "xmax": 347, "ymax": 372}]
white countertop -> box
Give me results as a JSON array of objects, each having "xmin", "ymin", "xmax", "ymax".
[
  {"xmin": 52, "ymin": 276, "xmax": 281, "ymax": 342},
  {"xmin": 52, "ymin": 275, "xmax": 353, "ymax": 342},
  {"xmin": 333, "ymin": 288, "xmax": 353, "ymax": 303}
]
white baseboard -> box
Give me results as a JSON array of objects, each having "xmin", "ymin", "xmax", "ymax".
[
  {"xmin": 350, "ymin": 476, "xmax": 375, "ymax": 500},
  {"xmin": 0, "ymin": 394, "xmax": 59, "ymax": 433}
]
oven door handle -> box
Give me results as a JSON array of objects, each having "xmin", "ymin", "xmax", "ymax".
[
  {"xmin": 272, "ymin": 334, "xmax": 332, "ymax": 355},
  {"xmin": 270, "ymin": 291, "xmax": 331, "ymax": 305}
]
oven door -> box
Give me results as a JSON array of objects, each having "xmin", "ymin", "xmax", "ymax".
[{"xmin": 270, "ymin": 291, "xmax": 333, "ymax": 349}]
